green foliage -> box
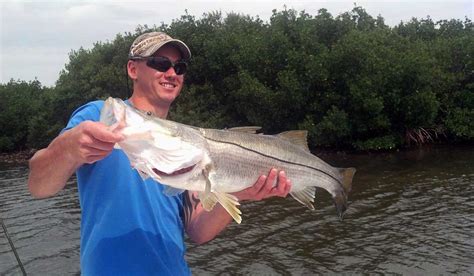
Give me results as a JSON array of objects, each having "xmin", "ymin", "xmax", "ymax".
[
  {"xmin": 353, "ymin": 135, "xmax": 400, "ymax": 151},
  {"xmin": 311, "ymin": 106, "xmax": 351, "ymax": 147},
  {"xmin": 445, "ymin": 108, "xmax": 474, "ymax": 139},
  {"xmin": 1, "ymin": 6, "xmax": 473, "ymax": 152},
  {"xmin": 0, "ymin": 80, "xmax": 44, "ymax": 151}
]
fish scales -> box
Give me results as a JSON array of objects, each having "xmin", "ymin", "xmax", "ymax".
[
  {"xmin": 201, "ymin": 128, "xmax": 344, "ymax": 187},
  {"xmin": 206, "ymin": 135, "xmax": 342, "ymax": 195}
]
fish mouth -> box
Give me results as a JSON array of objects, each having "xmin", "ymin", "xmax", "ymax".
[{"xmin": 152, "ymin": 165, "xmax": 196, "ymax": 176}]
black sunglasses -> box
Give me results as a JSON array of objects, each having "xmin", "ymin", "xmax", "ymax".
[{"xmin": 132, "ymin": 56, "xmax": 188, "ymax": 75}]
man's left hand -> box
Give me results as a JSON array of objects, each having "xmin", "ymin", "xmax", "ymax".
[{"xmin": 233, "ymin": 168, "xmax": 292, "ymax": 201}]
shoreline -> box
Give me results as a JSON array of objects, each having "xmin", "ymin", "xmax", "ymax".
[
  {"xmin": 0, "ymin": 150, "xmax": 36, "ymax": 165},
  {"xmin": 1, "ymin": 142, "xmax": 472, "ymax": 165}
]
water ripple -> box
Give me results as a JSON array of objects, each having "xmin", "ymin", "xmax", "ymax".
[{"xmin": 1, "ymin": 146, "xmax": 474, "ymax": 274}]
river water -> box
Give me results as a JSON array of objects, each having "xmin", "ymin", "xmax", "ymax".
[{"xmin": 1, "ymin": 146, "xmax": 473, "ymax": 275}]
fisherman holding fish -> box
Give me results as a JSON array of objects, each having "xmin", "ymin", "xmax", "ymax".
[{"xmin": 27, "ymin": 31, "xmax": 293, "ymax": 275}]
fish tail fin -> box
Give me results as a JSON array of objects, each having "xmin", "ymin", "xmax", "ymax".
[
  {"xmin": 334, "ymin": 167, "xmax": 356, "ymax": 219},
  {"xmin": 340, "ymin": 167, "xmax": 356, "ymax": 195},
  {"xmin": 290, "ymin": 186, "xmax": 316, "ymax": 210}
]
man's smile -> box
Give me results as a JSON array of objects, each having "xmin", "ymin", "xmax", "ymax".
[{"xmin": 160, "ymin": 81, "xmax": 177, "ymax": 88}]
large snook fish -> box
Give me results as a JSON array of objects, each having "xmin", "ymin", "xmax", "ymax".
[{"xmin": 100, "ymin": 97, "xmax": 356, "ymax": 223}]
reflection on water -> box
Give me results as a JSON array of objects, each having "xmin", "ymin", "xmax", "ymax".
[{"xmin": 1, "ymin": 146, "xmax": 473, "ymax": 275}]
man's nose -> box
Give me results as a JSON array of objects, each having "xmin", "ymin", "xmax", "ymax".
[{"xmin": 164, "ymin": 66, "xmax": 177, "ymax": 77}]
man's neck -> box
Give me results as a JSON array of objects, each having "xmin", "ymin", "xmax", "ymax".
[{"xmin": 128, "ymin": 95, "xmax": 169, "ymax": 119}]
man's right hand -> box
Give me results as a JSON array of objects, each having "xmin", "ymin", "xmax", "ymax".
[
  {"xmin": 28, "ymin": 121, "xmax": 123, "ymax": 198},
  {"xmin": 67, "ymin": 121, "xmax": 124, "ymax": 165}
]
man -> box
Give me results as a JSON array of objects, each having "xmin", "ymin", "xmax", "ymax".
[{"xmin": 28, "ymin": 32, "xmax": 291, "ymax": 275}]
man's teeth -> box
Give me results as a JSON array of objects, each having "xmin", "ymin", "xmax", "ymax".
[{"xmin": 161, "ymin": 83, "xmax": 176, "ymax": 88}]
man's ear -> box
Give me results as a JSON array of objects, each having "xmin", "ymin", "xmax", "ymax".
[{"xmin": 127, "ymin": 60, "xmax": 138, "ymax": 80}]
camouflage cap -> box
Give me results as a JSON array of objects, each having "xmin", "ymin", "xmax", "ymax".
[{"xmin": 128, "ymin": 31, "xmax": 191, "ymax": 60}]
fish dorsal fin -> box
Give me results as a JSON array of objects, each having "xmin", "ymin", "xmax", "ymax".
[
  {"xmin": 227, "ymin": 126, "xmax": 262, "ymax": 134},
  {"xmin": 277, "ymin": 130, "xmax": 310, "ymax": 152}
]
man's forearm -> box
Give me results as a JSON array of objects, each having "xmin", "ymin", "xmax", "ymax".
[
  {"xmin": 186, "ymin": 202, "xmax": 233, "ymax": 245},
  {"xmin": 28, "ymin": 132, "xmax": 81, "ymax": 198}
]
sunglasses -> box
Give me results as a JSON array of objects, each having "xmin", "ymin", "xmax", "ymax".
[{"xmin": 132, "ymin": 56, "xmax": 188, "ymax": 75}]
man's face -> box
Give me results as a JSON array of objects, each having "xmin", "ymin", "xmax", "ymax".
[{"xmin": 133, "ymin": 45, "xmax": 185, "ymax": 105}]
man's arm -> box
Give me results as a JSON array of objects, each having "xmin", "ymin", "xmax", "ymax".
[
  {"xmin": 184, "ymin": 169, "xmax": 292, "ymax": 244},
  {"xmin": 28, "ymin": 121, "xmax": 123, "ymax": 198}
]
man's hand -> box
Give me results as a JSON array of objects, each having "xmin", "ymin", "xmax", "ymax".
[
  {"xmin": 233, "ymin": 168, "xmax": 292, "ymax": 201},
  {"xmin": 185, "ymin": 168, "xmax": 292, "ymax": 244},
  {"xmin": 66, "ymin": 121, "xmax": 124, "ymax": 165},
  {"xmin": 28, "ymin": 120, "xmax": 123, "ymax": 198}
]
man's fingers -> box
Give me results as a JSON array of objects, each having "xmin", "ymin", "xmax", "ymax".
[
  {"xmin": 84, "ymin": 121, "xmax": 123, "ymax": 143},
  {"xmin": 276, "ymin": 171, "xmax": 287, "ymax": 194},
  {"xmin": 84, "ymin": 152, "xmax": 111, "ymax": 164},
  {"xmin": 254, "ymin": 175, "xmax": 267, "ymax": 191},
  {"xmin": 88, "ymin": 136, "xmax": 116, "ymax": 151},
  {"xmin": 263, "ymin": 169, "xmax": 278, "ymax": 192}
]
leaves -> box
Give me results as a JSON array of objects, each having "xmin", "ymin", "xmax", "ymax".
[{"xmin": 0, "ymin": 6, "xmax": 472, "ymax": 152}]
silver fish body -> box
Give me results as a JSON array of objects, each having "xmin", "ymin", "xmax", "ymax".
[{"xmin": 100, "ymin": 97, "xmax": 356, "ymax": 223}]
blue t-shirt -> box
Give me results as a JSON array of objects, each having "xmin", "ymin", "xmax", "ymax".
[{"xmin": 64, "ymin": 100, "xmax": 191, "ymax": 276}]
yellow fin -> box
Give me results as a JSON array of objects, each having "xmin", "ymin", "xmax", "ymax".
[
  {"xmin": 277, "ymin": 130, "xmax": 310, "ymax": 152},
  {"xmin": 290, "ymin": 186, "xmax": 316, "ymax": 210},
  {"xmin": 215, "ymin": 192, "xmax": 242, "ymax": 224},
  {"xmin": 339, "ymin": 167, "xmax": 356, "ymax": 195},
  {"xmin": 198, "ymin": 165, "xmax": 242, "ymax": 223},
  {"xmin": 227, "ymin": 126, "xmax": 261, "ymax": 134},
  {"xmin": 198, "ymin": 171, "xmax": 218, "ymax": 211},
  {"xmin": 198, "ymin": 191, "xmax": 218, "ymax": 211}
]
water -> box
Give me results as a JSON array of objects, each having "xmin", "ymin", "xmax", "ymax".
[{"xmin": 1, "ymin": 146, "xmax": 473, "ymax": 275}]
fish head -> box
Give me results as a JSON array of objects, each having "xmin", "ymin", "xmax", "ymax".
[
  {"xmin": 100, "ymin": 97, "xmax": 127, "ymax": 129},
  {"xmin": 100, "ymin": 97, "xmax": 212, "ymax": 192}
]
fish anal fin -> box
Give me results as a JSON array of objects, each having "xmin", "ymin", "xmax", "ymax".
[
  {"xmin": 227, "ymin": 126, "xmax": 261, "ymax": 134},
  {"xmin": 277, "ymin": 130, "xmax": 310, "ymax": 152},
  {"xmin": 290, "ymin": 186, "xmax": 316, "ymax": 210}
]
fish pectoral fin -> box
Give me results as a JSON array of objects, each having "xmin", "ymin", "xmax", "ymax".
[
  {"xmin": 215, "ymin": 192, "xmax": 242, "ymax": 224},
  {"xmin": 198, "ymin": 167, "xmax": 218, "ymax": 210},
  {"xmin": 290, "ymin": 186, "xmax": 316, "ymax": 210}
]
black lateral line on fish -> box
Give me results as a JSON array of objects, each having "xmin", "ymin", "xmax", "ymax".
[{"xmin": 205, "ymin": 136, "xmax": 343, "ymax": 187}]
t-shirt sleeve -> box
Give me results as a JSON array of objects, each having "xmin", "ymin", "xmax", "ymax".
[{"xmin": 62, "ymin": 100, "xmax": 104, "ymax": 132}]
